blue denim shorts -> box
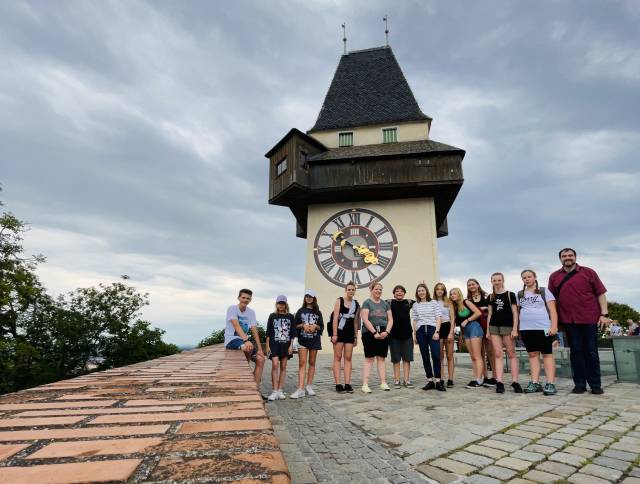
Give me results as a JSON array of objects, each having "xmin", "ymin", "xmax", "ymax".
[
  {"xmin": 225, "ymin": 339, "xmax": 258, "ymax": 360},
  {"xmin": 463, "ymin": 321, "xmax": 484, "ymax": 339},
  {"xmin": 225, "ymin": 338, "xmax": 244, "ymax": 350}
]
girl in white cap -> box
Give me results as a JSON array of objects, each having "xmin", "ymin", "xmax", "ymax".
[
  {"xmin": 265, "ymin": 295, "xmax": 294, "ymax": 401},
  {"xmin": 290, "ymin": 289, "xmax": 324, "ymax": 399}
]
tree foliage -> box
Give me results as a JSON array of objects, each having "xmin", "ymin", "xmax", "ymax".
[
  {"xmin": 0, "ymin": 194, "xmax": 178, "ymax": 394},
  {"xmin": 608, "ymin": 301, "xmax": 640, "ymax": 326}
]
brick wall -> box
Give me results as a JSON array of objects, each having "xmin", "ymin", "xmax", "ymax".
[{"xmin": 0, "ymin": 345, "xmax": 290, "ymax": 483}]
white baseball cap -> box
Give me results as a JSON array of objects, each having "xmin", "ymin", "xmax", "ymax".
[{"xmin": 304, "ymin": 289, "xmax": 316, "ymax": 298}]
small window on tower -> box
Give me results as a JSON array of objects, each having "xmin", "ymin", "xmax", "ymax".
[
  {"xmin": 338, "ymin": 132, "xmax": 353, "ymax": 147},
  {"xmin": 382, "ymin": 128, "xmax": 397, "ymax": 144},
  {"xmin": 276, "ymin": 157, "xmax": 287, "ymax": 176}
]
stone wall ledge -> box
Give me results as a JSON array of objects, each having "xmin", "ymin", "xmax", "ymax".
[{"xmin": 0, "ymin": 345, "xmax": 290, "ymax": 484}]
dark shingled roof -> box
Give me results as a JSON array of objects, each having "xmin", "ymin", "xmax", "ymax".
[
  {"xmin": 309, "ymin": 139, "xmax": 464, "ymax": 162},
  {"xmin": 308, "ymin": 46, "xmax": 431, "ymax": 133}
]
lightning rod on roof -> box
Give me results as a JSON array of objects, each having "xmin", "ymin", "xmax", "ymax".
[
  {"xmin": 383, "ymin": 16, "xmax": 389, "ymax": 46},
  {"xmin": 342, "ymin": 23, "xmax": 347, "ymax": 54}
]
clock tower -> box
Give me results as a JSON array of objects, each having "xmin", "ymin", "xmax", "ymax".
[{"xmin": 265, "ymin": 46, "xmax": 465, "ymax": 350}]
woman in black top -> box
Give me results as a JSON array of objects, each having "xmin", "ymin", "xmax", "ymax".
[
  {"xmin": 290, "ymin": 290, "xmax": 324, "ymax": 399},
  {"xmin": 487, "ymin": 273, "xmax": 523, "ymax": 394},
  {"xmin": 467, "ymin": 278, "xmax": 496, "ymax": 387},
  {"xmin": 329, "ymin": 282, "xmax": 360, "ymax": 393},
  {"xmin": 388, "ymin": 285, "xmax": 414, "ymax": 388}
]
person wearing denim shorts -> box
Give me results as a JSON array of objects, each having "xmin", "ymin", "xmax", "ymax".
[
  {"xmin": 449, "ymin": 288, "xmax": 485, "ymax": 388},
  {"xmin": 224, "ymin": 289, "xmax": 265, "ymax": 387}
]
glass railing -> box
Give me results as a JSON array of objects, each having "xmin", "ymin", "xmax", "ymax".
[{"xmin": 612, "ymin": 336, "xmax": 640, "ymax": 383}]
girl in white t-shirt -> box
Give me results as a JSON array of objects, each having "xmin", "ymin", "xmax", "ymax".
[{"xmin": 518, "ymin": 269, "xmax": 559, "ymax": 396}]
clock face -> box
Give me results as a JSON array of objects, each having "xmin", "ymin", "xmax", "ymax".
[{"xmin": 313, "ymin": 208, "xmax": 398, "ymax": 289}]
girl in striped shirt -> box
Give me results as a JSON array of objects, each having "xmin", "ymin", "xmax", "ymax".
[{"xmin": 411, "ymin": 283, "xmax": 445, "ymax": 391}]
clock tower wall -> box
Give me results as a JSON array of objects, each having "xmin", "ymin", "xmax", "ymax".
[{"xmin": 305, "ymin": 198, "xmax": 439, "ymax": 353}]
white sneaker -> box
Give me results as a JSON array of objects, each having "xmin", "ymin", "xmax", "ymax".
[
  {"xmin": 267, "ymin": 391, "xmax": 279, "ymax": 401},
  {"xmin": 361, "ymin": 384, "xmax": 372, "ymax": 393},
  {"xmin": 305, "ymin": 385, "xmax": 316, "ymax": 396},
  {"xmin": 290, "ymin": 388, "xmax": 306, "ymax": 399},
  {"xmin": 277, "ymin": 390, "xmax": 287, "ymax": 400}
]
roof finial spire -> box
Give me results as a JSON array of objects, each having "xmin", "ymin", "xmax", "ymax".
[
  {"xmin": 342, "ymin": 23, "xmax": 347, "ymax": 54},
  {"xmin": 383, "ymin": 15, "xmax": 389, "ymax": 46}
]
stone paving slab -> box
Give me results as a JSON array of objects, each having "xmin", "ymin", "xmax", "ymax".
[{"xmin": 262, "ymin": 353, "xmax": 640, "ymax": 483}]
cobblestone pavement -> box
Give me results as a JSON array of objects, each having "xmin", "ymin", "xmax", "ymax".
[{"xmin": 261, "ymin": 353, "xmax": 640, "ymax": 483}]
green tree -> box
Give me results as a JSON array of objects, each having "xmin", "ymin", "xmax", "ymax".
[
  {"xmin": 608, "ymin": 301, "xmax": 640, "ymax": 327},
  {"xmin": 0, "ymin": 193, "xmax": 179, "ymax": 394}
]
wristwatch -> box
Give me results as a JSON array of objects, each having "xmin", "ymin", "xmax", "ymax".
[{"xmin": 601, "ymin": 313, "xmax": 609, "ymax": 318}]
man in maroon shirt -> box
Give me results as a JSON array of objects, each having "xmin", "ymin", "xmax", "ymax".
[{"xmin": 548, "ymin": 248, "xmax": 611, "ymax": 394}]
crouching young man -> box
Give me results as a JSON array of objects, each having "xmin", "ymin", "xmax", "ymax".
[{"xmin": 225, "ymin": 288, "xmax": 265, "ymax": 386}]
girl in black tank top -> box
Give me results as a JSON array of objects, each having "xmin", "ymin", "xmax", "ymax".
[
  {"xmin": 467, "ymin": 278, "xmax": 497, "ymax": 387},
  {"xmin": 330, "ymin": 282, "xmax": 360, "ymax": 393}
]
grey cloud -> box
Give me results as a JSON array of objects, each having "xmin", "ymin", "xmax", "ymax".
[{"xmin": 1, "ymin": 0, "xmax": 638, "ymax": 345}]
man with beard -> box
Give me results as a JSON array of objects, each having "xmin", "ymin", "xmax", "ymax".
[{"xmin": 548, "ymin": 248, "xmax": 610, "ymax": 395}]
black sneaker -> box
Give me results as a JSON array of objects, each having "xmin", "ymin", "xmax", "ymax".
[
  {"xmin": 483, "ymin": 378, "xmax": 497, "ymax": 387},
  {"xmin": 344, "ymin": 384, "xmax": 354, "ymax": 393},
  {"xmin": 591, "ymin": 387, "xmax": 604, "ymax": 395},
  {"xmin": 447, "ymin": 379, "xmax": 454, "ymax": 387},
  {"xmin": 261, "ymin": 394, "xmax": 269, "ymax": 401},
  {"xmin": 512, "ymin": 382, "xmax": 523, "ymax": 393},
  {"xmin": 571, "ymin": 386, "xmax": 587, "ymax": 394},
  {"xmin": 466, "ymin": 381, "xmax": 481, "ymax": 388},
  {"xmin": 435, "ymin": 381, "xmax": 446, "ymax": 392},
  {"xmin": 496, "ymin": 382, "xmax": 505, "ymax": 393},
  {"xmin": 422, "ymin": 381, "xmax": 436, "ymax": 391},
  {"xmin": 336, "ymin": 384, "xmax": 345, "ymax": 393}
]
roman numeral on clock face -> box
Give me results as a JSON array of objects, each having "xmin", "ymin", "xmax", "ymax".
[
  {"xmin": 333, "ymin": 217, "xmax": 346, "ymax": 229},
  {"xmin": 320, "ymin": 258, "xmax": 336, "ymax": 273},
  {"xmin": 348, "ymin": 212, "xmax": 361, "ymax": 225},
  {"xmin": 334, "ymin": 268, "xmax": 346, "ymax": 283},
  {"xmin": 379, "ymin": 242, "xmax": 394, "ymax": 251},
  {"xmin": 351, "ymin": 272, "xmax": 361, "ymax": 285},
  {"xmin": 366, "ymin": 267, "xmax": 377, "ymax": 282},
  {"xmin": 374, "ymin": 226, "xmax": 389, "ymax": 237},
  {"xmin": 377, "ymin": 255, "xmax": 391, "ymax": 269},
  {"xmin": 317, "ymin": 245, "xmax": 331, "ymax": 254}
]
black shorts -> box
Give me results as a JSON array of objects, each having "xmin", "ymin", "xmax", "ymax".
[
  {"xmin": 439, "ymin": 322, "xmax": 452, "ymax": 339},
  {"xmin": 389, "ymin": 337, "xmax": 413, "ymax": 363},
  {"xmin": 268, "ymin": 341, "xmax": 292, "ymax": 360},
  {"xmin": 327, "ymin": 321, "xmax": 356, "ymax": 344},
  {"xmin": 362, "ymin": 331, "xmax": 389, "ymax": 358},
  {"xmin": 520, "ymin": 330, "xmax": 554, "ymax": 355}
]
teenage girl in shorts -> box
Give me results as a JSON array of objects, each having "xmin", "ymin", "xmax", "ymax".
[
  {"xmin": 449, "ymin": 288, "xmax": 484, "ymax": 388},
  {"xmin": 329, "ymin": 282, "xmax": 360, "ymax": 394},
  {"xmin": 486, "ymin": 273, "xmax": 522, "ymax": 394},
  {"xmin": 290, "ymin": 289, "xmax": 324, "ymax": 399},
  {"xmin": 360, "ymin": 282, "xmax": 394, "ymax": 393},
  {"xmin": 265, "ymin": 295, "xmax": 294, "ymax": 401},
  {"xmin": 467, "ymin": 278, "xmax": 497, "ymax": 386},
  {"xmin": 518, "ymin": 269, "xmax": 558, "ymax": 396},
  {"xmin": 434, "ymin": 282, "xmax": 455, "ymax": 387}
]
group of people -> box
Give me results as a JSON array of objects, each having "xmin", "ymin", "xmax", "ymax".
[
  {"xmin": 224, "ymin": 248, "xmax": 611, "ymax": 400},
  {"xmin": 609, "ymin": 319, "xmax": 640, "ymax": 336}
]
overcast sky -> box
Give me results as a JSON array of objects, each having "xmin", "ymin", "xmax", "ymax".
[{"xmin": 2, "ymin": 1, "xmax": 638, "ymax": 346}]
